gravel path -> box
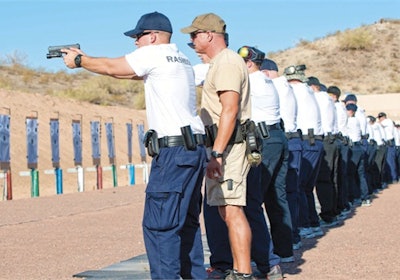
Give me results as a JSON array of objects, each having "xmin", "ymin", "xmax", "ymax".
[{"xmin": 1, "ymin": 183, "xmax": 399, "ymax": 280}]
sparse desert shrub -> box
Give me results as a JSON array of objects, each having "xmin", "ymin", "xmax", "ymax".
[{"xmin": 338, "ymin": 29, "xmax": 374, "ymax": 51}]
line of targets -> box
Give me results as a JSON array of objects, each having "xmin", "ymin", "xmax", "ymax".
[{"xmin": 0, "ymin": 113, "xmax": 148, "ymax": 200}]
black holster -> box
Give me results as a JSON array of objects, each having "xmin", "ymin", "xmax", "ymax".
[
  {"xmin": 205, "ymin": 124, "xmax": 218, "ymax": 147},
  {"xmin": 257, "ymin": 122, "xmax": 270, "ymax": 139},
  {"xmin": 205, "ymin": 120, "xmax": 244, "ymax": 147},
  {"xmin": 180, "ymin": 125, "xmax": 196, "ymax": 151},
  {"xmin": 144, "ymin": 129, "xmax": 160, "ymax": 157},
  {"xmin": 308, "ymin": 128, "xmax": 315, "ymax": 146}
]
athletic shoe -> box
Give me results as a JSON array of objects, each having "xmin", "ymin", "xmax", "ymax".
[
  {"xmin": 299, "ymin": 227, "xmax": 315, "ymax": 238},
  {"xmin": 206, "ymin": 267, "xmax": 231, "ymax": 279},
  {"xmin": 292, "ymin": 241, "xmax": 302, "ymax": 250},
  {"xmin": 337, "ymin": 212, "xmax": 348, "ymax": 221},
  {"xmin": 320, "ymin": 218, "xmax": 339, "ymax": 228},
  {"xmin": 311, "ymin": 226, "xmax": 324, "ymax": 236},
  {"xmin": 341, "ymin": 206, "xmax": 352, "ymax": 215},
  {"xmin": 352, "ymin": 198, "xmax": 362, "ymax": 207},
  {"xmin": 225, "ymin": 270, "xmax": 256, "ymax": 280},
  {"xmin": 361, "ymin": 199, "xmax": 372, "ymax": 207},
  {"xmin": 267, "ymin": 265, "xmax": 284, "ymax": 280},
  {"xmin": 280, "ymin": 255, "xmax": 295, "ymax": 263}
]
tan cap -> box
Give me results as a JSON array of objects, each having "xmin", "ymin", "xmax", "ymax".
[{"xmin": 181, "ymin": 13, "xmax": 226, "ymax": 34}]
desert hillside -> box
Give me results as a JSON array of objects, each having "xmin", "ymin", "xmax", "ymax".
[
  {"xmin": 1, "ymin": 18, "xmax": 400, "ymax": 201},
  {"xmin": 269, "ymin": 18, "xmax": 400, "ymax": 94}
]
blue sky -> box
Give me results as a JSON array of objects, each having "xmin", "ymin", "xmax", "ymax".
[{"xmin": 1, "ymin": 0, "xmax": 399, "ymax": 72}]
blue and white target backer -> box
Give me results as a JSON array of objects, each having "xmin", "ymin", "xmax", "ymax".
[
  {"xmin": 90, "ymin": 121, "xmax": 101, "ymax": 162},
  {"xmin": 50, "ymin": 118, "xmax": 60, "ymax": 167},
  {"xmin": 105, "ymin": 122, "xmax": 115, "ymax": 161},
  {"xmin": 72, "ymin": 120, "xmax": 82, "ymax": 165},
  {"xmin": 26, "ymin": 117, "xmax": 38, "ymax": 168},
  {"xmin": 0, "ymin": 114, "xmax": 11, "ymax": 168},
  {"xmin": 126, "ymin": 123, "xmax": 133, "ymax": 163},
  {"xmin": 137, "ymin": 123, "xmax": 146, "ymax": 162}
]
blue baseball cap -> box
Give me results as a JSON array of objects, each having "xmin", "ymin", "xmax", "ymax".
[
  {"xmin": 343, "ymin": 93, "xmax": 357, "ymax": 103},
  {"xmin": 260, "ymin": 58, "xmax": 278, "ymax": 71},
  {"xmin": 320, "ymin": 83, "xmax": 327, "ymax": 91},
  {"xmin": 307, "ymin": 76, "xmax": 321, "ymax": 87},
  {"xmin": 124, "ymin": 11, "xmax": 172, "ymax": 38}
]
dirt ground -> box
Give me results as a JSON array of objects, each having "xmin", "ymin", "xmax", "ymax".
[{"xmin": 1, "ymin": 182, "xmax": 400, "ymax": 280}]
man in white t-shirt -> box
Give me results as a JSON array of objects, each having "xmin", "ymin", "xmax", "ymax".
[
  {"xmin": 308, "ymin": 76, "xmax": 340, "ymax": 227},
  {"xmin": 260, "ymin": 58, "xmax": 302, "ymax": 256},
  {"xmin": 284, "ymin": 65, "xmax": 325, "ymax": 242},
  {"xmin": 62, "ymin": 11, "xmax": 207, "ymax": 279},
  {"xmin": 377, "ymin": 112, "xmax": 398, "ymax": 184}
]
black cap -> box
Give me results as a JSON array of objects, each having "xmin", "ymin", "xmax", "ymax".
[
  {"xmin": 307, "ymin": 76, "xmax": 320, "ymax": 87},
  {"xmin": 377, "ymin": 112, "xmax": 387, "ymax": 118},
  {"xmin": 343, "ymin": 94, "xmax": 357, "ymax": 103},
  {"xmin": 367, "ymin": 115, "xmax": 376, "ymax": 122},
  {"xmin": 327, "ymin": 86, "xmax": 341, "ymax": 97},
  {"xmin": 260, "ymin": 58, "xmax": 278, "ymax": 71}
]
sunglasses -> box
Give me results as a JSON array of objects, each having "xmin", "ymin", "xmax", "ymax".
[
  {"xmin": 136, "ymin": 31, "xmax": 158, "ymax": 41},
  {"xmin": 190, "ymin": 30, "xmax": 214, "ymax": 39}
]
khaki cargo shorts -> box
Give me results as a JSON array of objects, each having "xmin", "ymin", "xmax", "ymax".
[{"xmin": 206, "ymin": 143, "xmax": 250, "ymax": 206}]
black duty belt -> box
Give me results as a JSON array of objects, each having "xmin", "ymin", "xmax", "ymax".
[
  {"xmin": 158, "ymin": 134, "xmax": 205, "ymax": 148},
  {"xmin": 285, "ymin": 131, "xmax": 301, "ymax": 139},
  {"xmin": 302, "ymin": 135, "xmax": 323, "ymax": 141},
  {"xmin": 259, "ymin": 122, "xmax": 282, "ymax": 130}
]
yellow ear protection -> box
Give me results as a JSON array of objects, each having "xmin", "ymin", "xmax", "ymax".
[{"xmin": 237, "ymin": 46, "xmax": 265, "ymax": 63}]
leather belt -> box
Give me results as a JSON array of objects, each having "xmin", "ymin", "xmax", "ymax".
[
  {"xmin": 285, "ymin": 131, "xmax": 301, "ymax": 139},
  {"xmin": 158, "ymin": 134, "xmax": 205, "ymax": 148}
]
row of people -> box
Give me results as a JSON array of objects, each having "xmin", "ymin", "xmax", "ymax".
[
  {"xmin": 60, "ymin": 10, "xmax": 399, "ymax": 280},
  {"xmin": 195, "ymin": 46, "xmax": 400, "ymax": 280}
]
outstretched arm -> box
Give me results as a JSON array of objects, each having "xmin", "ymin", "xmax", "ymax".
[{"xmin": 62, "ymin": 47, "xmax": 142, "ymax": 80}]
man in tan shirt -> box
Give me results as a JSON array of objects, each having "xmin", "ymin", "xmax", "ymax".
[{"xmin": 182, "ymin": 13, "xmax": 254, "ymax": 280}]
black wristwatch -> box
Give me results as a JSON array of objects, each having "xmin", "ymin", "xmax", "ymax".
[
  {"xmin": 74, "ymin": 54, "xmax": 83, "ymax": 68},
  {"xmin": 211, "ymin": 150, "xmax": 223, "ymax": 158}
]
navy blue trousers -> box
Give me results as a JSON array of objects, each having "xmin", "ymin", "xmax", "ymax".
[
  {"xmin": 348, "ymin": 143, "xmax": 370, "ymax": 202},
  {"xmin": 285, "ymin": 137, "xmax": 303, "ymax": 244},
  {"xmin": 143, "ymin": 145, "xmax": 207, "ymax": 279},
  {"xmin": 316, "ymin": 138, "xmax": 340, "ymax": 222},
  {"xmin": 336, "ymin": 141, "xmax": 350, "ymax": 211},
  {"xmin": 260, "ymin": 129, "xmax": 293, "ymax": 258},
  {"xmin": 299, "ymin": 139, "xmax": 323, "ymax": 228},
  {"xmin": 384, "ymin": 144, "xmax": 398, "ymax": 183}
]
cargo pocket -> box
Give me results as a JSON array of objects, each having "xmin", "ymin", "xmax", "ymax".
[{"xmin": 143, "ymin": 191, "xmax": 181, "ymax": 231}]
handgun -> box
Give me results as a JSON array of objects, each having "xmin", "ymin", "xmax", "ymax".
[{"xmin": 46, "ymin": 43, "xmax": 80, "ymax": 59}]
